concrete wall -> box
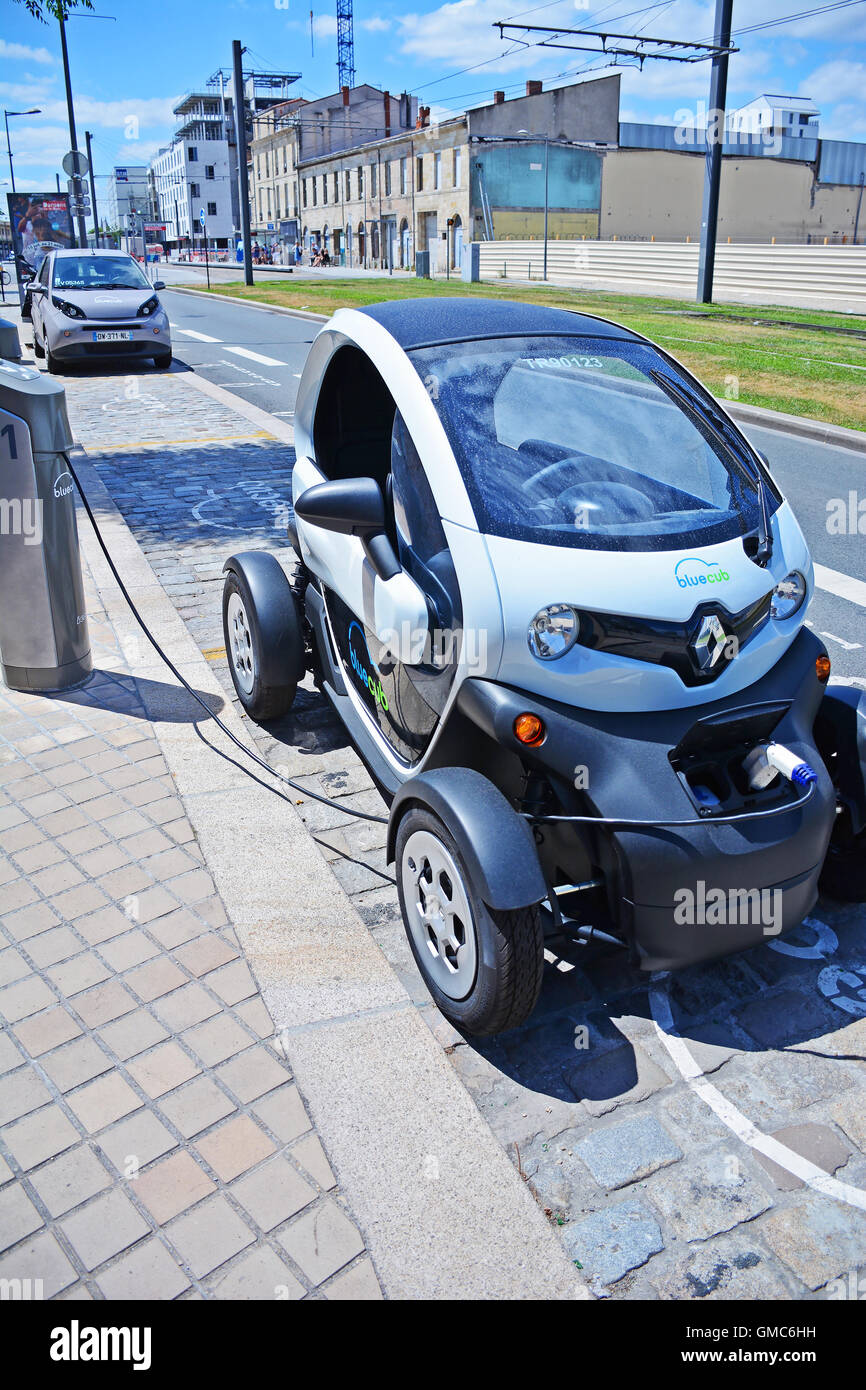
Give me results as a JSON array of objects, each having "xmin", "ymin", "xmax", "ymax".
[
  {"xmin": 468, "ymin": 74, "xmax": 620, "ymax": 145},
  {"xmin": 600, "ymin": 148, "xmax": 865, "ymax": 243}
]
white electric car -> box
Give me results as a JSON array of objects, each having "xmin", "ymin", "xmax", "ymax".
[
  {"xmin": 222, "ymin": 298, "xmax": 866, "ymax": 1036},
  {"xmin": 29, "ymin": 249, "xmax": 171, "ymax": 371}
]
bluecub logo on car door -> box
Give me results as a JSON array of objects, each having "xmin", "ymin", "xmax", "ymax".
[{"xmin": 347, "ymin": 621, "xmax": 389, "ymax": 711}]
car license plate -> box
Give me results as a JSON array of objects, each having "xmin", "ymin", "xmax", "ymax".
[{"xmin": 92, "ymin": 331, "xmax": 133, "ymax": 342}]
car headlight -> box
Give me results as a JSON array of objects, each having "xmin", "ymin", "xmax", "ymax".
[
  {"xmin": 770, "ymin": 570, "xmax": 807, "ymax": 620},
  {"xmin": 137, "ymin": 295, "xmax": 159, "ymax": 317},
  {"xmin": 527, "ymin": 604, "xmax": 579, "ymax": 660},
  {"xmin": 51, "ymin": 296, "xmax": 85, "ymax": 320}
]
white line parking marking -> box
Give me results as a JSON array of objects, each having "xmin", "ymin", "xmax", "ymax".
[
  {"xmin": 224, "ymin": 345, "xmax": 287, "ymax": 366},
  {"xmin": 814, "ymin": 563, "xmax": 866, "ymax": 609},
  {"xmin": 819, "ymin": 630, "xmax": 862, "ymax": 651},
  {"xmin": 176, "ymin": 328, "xmax": 221, "ymax": 342}
]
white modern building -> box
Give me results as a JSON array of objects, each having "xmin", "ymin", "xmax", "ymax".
[
  {"xmin": 105, "ymin": 166, "xmax": 154, "ymax": 230},
  {"xmin": 729, "ymin": 95, "xmax": 820, "ymax": 140}
]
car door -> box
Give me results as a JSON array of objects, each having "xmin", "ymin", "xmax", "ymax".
[{"xmin": 32, "ymin": 254, "xmax": 51, "ymax": 342}]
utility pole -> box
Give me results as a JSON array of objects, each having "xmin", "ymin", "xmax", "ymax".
[
  {"xmin": 84, "ymin": 130, "xmax": 100, "ymax": 248},
  {"xmin": 232, "ymin": 39, "xmax": 254, "ymax": 286},
  {"xmin": 58, "ymin": 11, "xmax": 88, "ymax": 249},
  {"xmin": 697, "ymin": 0, "xmax": 733, "ymax": 304}
]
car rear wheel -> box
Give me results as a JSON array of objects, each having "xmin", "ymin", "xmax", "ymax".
[
  {"xmin": 395, "ymin": 807, "xmax": 545, "ymax": 1036},
  {"xmin": 33, "ymin": 334, "xmax": 45, "ymax": 359},
  {"xmin": 222, "ymin": 567, "xmax": 301, "ymax": 721},
  {"xmin": 45, "ymin": 345, "xmax": 61, "ymax": 374}
]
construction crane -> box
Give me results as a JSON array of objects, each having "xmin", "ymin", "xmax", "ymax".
[{"xmin": 336, "ymin": 0, "xmax": 356, "ymax": 89}]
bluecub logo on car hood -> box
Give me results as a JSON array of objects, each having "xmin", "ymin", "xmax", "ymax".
[
  {"xmin": 348, "ymin": 621, "xmax": 389, "ymax": 710},
  {"xmin": 675, "ymin": 556, "xmax": 731, "ymax": 589}
]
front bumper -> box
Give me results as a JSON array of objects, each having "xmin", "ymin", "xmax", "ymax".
[
  {"xmin": 48, "ymin": 313, "xmax": 171, "ymax": 360},
  {"xmin": 457, "ymin": 628, "xmax": 836, "ymax": 971}
]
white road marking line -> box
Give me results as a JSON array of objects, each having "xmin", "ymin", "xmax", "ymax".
[
  {"xmin": 224, "ymin": 344, "xmax": 287, "ymax": 366},
  {"xmin": 649, "ymin": 968, "xmax": 866, "ymax": 1213},
  {"xmin": 819, "ymin": 630, "xmax": 862, "ymax": 651},
  {"xmin": 814, "ymin": 563, "xmax": 866, "ymax": 609},
  {"xmin": 176, "ymin": 327, "xmax": 221, "ymax": 342}
]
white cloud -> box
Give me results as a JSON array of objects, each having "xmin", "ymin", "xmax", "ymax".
[
  {"xmin": 312, "ymin": 14, "xmax": 338, "ymax": 38},
  {"xmin": 0, "ymin": 39, "xmax": 55, "ymax": 66},
  {"xmin": 26, "ymin": 94, "xmax": 182, "ymax": 130},
  {"xmin": 361, "ymin": 17, "xmax": 391, "ymax": 31}
]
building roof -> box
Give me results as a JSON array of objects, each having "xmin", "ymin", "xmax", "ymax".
[
  {"xmin": 734, "ymin": 94, "xmax": 820, "ymax": 114},
  {"xmin": 357, "ymin": 297, "xmax": 642, "ymax": 349}
]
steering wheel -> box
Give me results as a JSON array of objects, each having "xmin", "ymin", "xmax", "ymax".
[{"xmin": 520, "ymin": 453, "xmax": 589, "ymax": 497}]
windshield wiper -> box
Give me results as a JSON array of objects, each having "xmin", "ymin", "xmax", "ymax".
[{"xmin": 649, "ymin": 369, "xmax": 773, "ymax": 565}]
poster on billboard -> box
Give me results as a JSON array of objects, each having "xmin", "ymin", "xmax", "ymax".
[{"xmin": 6, "ymin": 192, "xmax": 75, "ymax": 306}]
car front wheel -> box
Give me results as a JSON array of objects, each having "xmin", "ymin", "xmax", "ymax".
[
  {"xmin": 222, "ymin": 567, "xmax": 301, "ymax": 721},
  {"xmin": 395, "ymin": 807, "xmax": 545, "ymax": 1036}
]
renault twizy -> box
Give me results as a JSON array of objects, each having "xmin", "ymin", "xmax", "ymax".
[{"xmin": 223, "ymin": 299, "xmax": 866, "ymax": 1035}]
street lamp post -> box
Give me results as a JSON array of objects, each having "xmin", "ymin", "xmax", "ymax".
[
  {"xmin": 517, "ymin": 129, "xmax": 549, "ymax": 281},
  {"xmin": 4, "ymin": 109, "xmax": 42, "ymax": 194}
]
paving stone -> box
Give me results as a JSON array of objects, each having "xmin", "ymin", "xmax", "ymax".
[
  {"xmin": 216, "ymin": 1045, "xmax": 289, "ymax": 1104},
  {"xmin": 828, "ymin": 1097, "xmax": 866, "ymax": 1153},
  {"xmin": 736, "ymin": 989, "xmax": 838, "ymax": 1048},
  {"xmin": 0, "ymin": 1068, "xmax": 51, "ymax": 1125},
  {"xmin": 647, "ymin": 1153, "xmax": 773, "ymax": 1242},
  {"xmin": 78, "ymin": 844, "xmax": 131, "ymax": 878},
  {"xmin": 2, "ymin": 901, "xmax": 61, "ymax": 942},
  {"xmin": 252, "ymin": 1085, "xmax": 311, "ymax": 1143},
  {"xmin": 158, "ymin": 1076, "xmax": 235, "ymax": 1139},
  {"xmin": 562, "ymin": 1198, "xmax": 664, "ymax": 1291},
  {"xmin": 48, "ymin": 952, "xmax": 111, "ymax": 997},
  {"xmin": 3, "ymin": 1105, "xmax": 80, "ymax": 1170},
  {"xmin": 13, "ymin": 1004, "xmax": 81, "ymax": 1057},
  {"xmin": 30, "ymin": 862, "xmax": 85, "ymax": 896},
  {"xmin": 324, "ymin": 1256, "xmax": 383, "ymax": 1300},
  {"xmin": 132, "ymin": 886, "xmax": 179, "ymax": 925},
  {"xmin": 30, "ymin": 1145, "xmax": 112, "ymax": 1218},
  {"xmin": 127, "ymin": 956, "xmax": 187, "ymax": 1002},
  {"xmin": 26, "ymin": 927, "xmax": 84, "ymax": 969},
  {"xmin": 147, "ymin": 908, "xmax": 203, "ymax": 950},
  {"xmin": 207, "ymin": 959, "xmax": 258, "ymax": 1006},
  {"xmin": 99, "ymin": 1009, "xmax": 169, "ymax": 1061},
  {"xmin": 67, "ymin": 1072, "xmax": 143, "ymax": 1133},
  {"xmin": 174, "ymin": 934, "xmax": 238, "ymax": 979},
  {"xmin": 195, "ymin": 1114, "xmax": 275, "ymax": 1182},
  {"xmin": 96, "ymin": 1236, "xmax": 190, "ymax": 1300},
  {"xmin": 166, "ymin": 1194, "xmax": 254, "ymax": 1279},
  {"xmin": 98, "ymin": 930, "xmax": 159, "ymax": 972},
  {"xmin": 184, "ymin": 1014, "xmax": 253, "ymax": 1067},
  {"xmin": 0, "ymin": 1230, "xmax": 77, "ymax": 1298},
  {"xmin": 40, "ymin": 1037, "xmax": 113, "ymax": 1093},
  {"xmin": 566, "ymin": 1042, "xmax": 672, "ymax": 1117},
  {"xmin": 753, "ymin": 1123, "xmax": 852, "ymax": 1192},
  {"xmin": 230, "ymin": 1156, "xmax": 316, "ymax": 1230},
  {"xmin": 650, "ymin": 1234, "xmax": 796, "ymax": 1300},
  {"xmin": 76, "ymin": 905, "xmax": 133, "ymax": 946},
  {"xmin": 279, "ymin": 1200, "xmax": 365, "ymax": 1286},
  {"xmin": 153, "ymin": 982, "xmax": 220, "ymax": 1032},
  {"xmin": 233, "ymin": 996, "xmax": 273, "ymax": 1039},
  {"xmin": 0, "ymin": 1031, "xmax": 24, "ymax": 1076},
  {"xmin": 210, "ymin": 1245, "xmax": 305, "ymax": 1301},
  {"xmin": 96, "ymin": 1109, "xmax": 177, "ymax": 1173},
  {"xmin": 0, "ymin": 975, "xmax": 57, "ymax": 1023},
  {"xmin": 0, "ymin": 947, "xmax": 30, "ymax": 990},
  {"xmin": 290, "ymin": 1133, "xmax": 337, "ymax": 1191},
  {"xmin": 761, "ymin": 1200, "xmax": 866, "ymax": 1290},
  {"xmin": 133, "ymin": 1150, "xmax": 216, "ymax": 1224},
  {"xmin": 61, "ymin": 1188, "xmax": 150, "ymax": 1271},
  {"xmin": 573, "ymin": 1113, "xmax": 683, "ymax": 1191},
  {"xmin": 0, "ymin": 1184, "xmax": 43, "ymax": 1252},
  {"xmin": 74, "ymin": 980, "xmax": 138, "ymax": 1028},
  {"xmin": 126, "ymin": 1041, "xmax": 200, "ymax": 1099}
]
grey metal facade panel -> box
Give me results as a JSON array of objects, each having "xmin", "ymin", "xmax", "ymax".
[
  {"xmin": 818, "ymin": 139, "xmax": 866, "ymax": 187},
  {"xmin": 618, "ymin": 122, "xmax": 819, "ymax": 163}
]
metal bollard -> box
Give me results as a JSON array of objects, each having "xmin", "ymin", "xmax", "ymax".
[
  {"xmin": 0, "ymin": 318, "xmax": 22, "ymax": 363},
  {"xmin": 0, "ymin": 360, "xmax": 92, "ymax": 692}
]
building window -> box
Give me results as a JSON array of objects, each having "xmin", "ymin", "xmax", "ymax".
[
  {"xmin": 190, "ymin": 182, "xmax": 200, "ymax": 198},
  {"xmin": 384, "ymin": 161, "xmax": 391, "ymax": 196},
  {"xmin": 433, "ymin": 152, "xmax": 441, "ymax": 189},
  {"xmin": 312, "ymin": 177, "xmax": 317, "ymax": 206},
  {"xmin": 357, "ymin": 165, "xmax": 364, "ymax": 197},
  {"xmin": 416, "ymin": 156, "xmax": 424, "ymax": 191},
  {"xmin": 370, "ymin": 162, "xmax": 377, "ymax": 197},
  {"xmin": 323, "ymin": 174, "xmax": 328, "ymax": 204},
  {"xmin": 400, "ymin": 157, "xmax": 407, "ymax": 194},
  {"xmin": 283, "ymin": 147, "xmax": 288, "ymax": 173},
  {"xmin": 345, "ymin": 169, "xmax": 351, "ymax": 200},
  {"xmin": 302, "ymin": 178, "xmax": 308, "ymax": 208},
  {"xmin": 453, "ymin": 147, "xmax": 462, "ymax": 186},
  {"xmin": 334, "ymin": 171, "xmax": 339, "ymax": 201},
  {"xmin": 265, "ymin": 151, "xmax": 270, "ymax": 178},
  {"xmin": 205, "ymin": 165, "xmax": 215, "ymax": 179},
  {"xmin": 207, "ymin": 201, "xmax": 217, "ymax": 216},
  {"xmin": 187, "ymin": 146, "xmax": 198, "ymax": 162}
]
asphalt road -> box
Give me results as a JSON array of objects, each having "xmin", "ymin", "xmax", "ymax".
[{"xmin": 161, "ymin": 284, "xmax": 866, "ymax": 681}]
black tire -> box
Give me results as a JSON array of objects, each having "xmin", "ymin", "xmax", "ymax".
[
  {"xmin": 820, "ymin": 821, "xmax": 866, "ymax": 901},
  {"xmin": 153, "ymin": 351, "xmax": 172, "ymax": 368},
  {"xmin": 395, "ymin": 806, "xmax": 545, "ymax": 1036},
  {"xmin": 222, "ymin": 565, "xmax": 302, "ymax": 721},
  {"xmin": 45, "ymin": 345, "xmax": 61, "ymax": 373},
  {"xmin": 33, "ymin": 334, "xmax": 45, "ymax": 359}
]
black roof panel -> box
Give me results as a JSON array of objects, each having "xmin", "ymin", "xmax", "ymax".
[{"xmin": 357, "ymin": 297, "xmax": 643, "ymax": 349}]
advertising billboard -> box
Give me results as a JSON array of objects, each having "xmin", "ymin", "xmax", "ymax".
[{"xmin": 6, "ymin": 192, "xmax": 74, "ymax": 305}]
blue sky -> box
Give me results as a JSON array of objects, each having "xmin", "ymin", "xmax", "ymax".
[{"xmin": 3, "ymin": 0, "xmax": 865, "ymax": 201}]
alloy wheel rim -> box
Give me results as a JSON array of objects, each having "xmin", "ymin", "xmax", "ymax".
[
  {"xmin": 227, "ymin": 591, "xmax": 255, "ymax": 695},
  {"xmin": 401, "ymin": 829, "xmax": 477, "ymax": 1000}
]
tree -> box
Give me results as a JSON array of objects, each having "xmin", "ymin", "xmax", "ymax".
[{"xmin": 12, "ymin": 0, "xmax": 94, "ymax": 22}]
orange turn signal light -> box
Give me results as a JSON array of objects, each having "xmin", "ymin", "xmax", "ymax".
[
  {"xmin": 514, "ymin": 712, "xmax": 546, "ymax": 747},
  {"xmin": 816, "ymin": 654, "xmax": 831, "ymax": 684}
]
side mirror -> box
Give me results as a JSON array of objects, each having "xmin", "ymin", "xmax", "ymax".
[
  {"xmin": 294, "ymin": 477, "xmax": 400, "ymax": 582},
  {"xmin": 152, "ymin": 280, "xmax": 166, "ymax": 291},
  {"xmin": 31, "ymin": 282, "xmax": 47, "ymax": 295}
]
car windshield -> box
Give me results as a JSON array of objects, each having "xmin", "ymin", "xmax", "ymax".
[
  {"xmin": 409, "ymin": 335, "xmax": 780, "ymax": 552},
  {"xmin": 52, "ymin": 256, "xmax": 150, "ymax": 291}
]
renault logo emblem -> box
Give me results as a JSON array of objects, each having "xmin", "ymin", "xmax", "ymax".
[{"xmin": 693, "ymin": 613, "xmax": 728, "ymax": 671}]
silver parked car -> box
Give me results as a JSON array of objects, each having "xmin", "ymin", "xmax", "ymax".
[{"xmin": 30, "ymin": 248, "xmax": 172, "ymax": 371}]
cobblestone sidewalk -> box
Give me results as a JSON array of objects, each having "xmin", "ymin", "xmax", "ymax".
[
  {"xmin": 55, "ymin": 359, "xmax": 866, "ymax": 1301},
  {"xmin": 0, "ymin": 519, "xmax": 380, "ymax": 1299}
]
